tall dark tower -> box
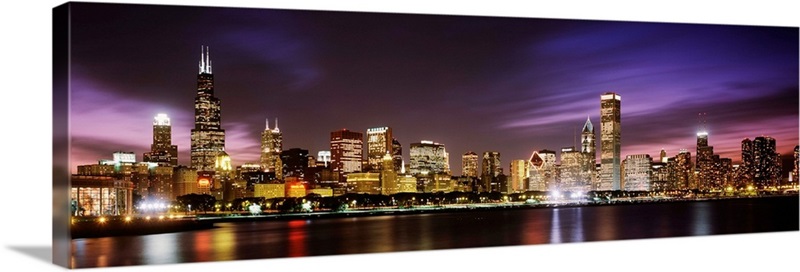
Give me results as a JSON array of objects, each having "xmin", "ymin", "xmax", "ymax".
[
  {"xmin": 600, "ymin": 92, "xmax": 621, "ymax": 190},
  {"xmin": 143, "ymin": 113, "xmax": 178, "ymax": 166},
  {"xmin": 696, "ymin": 113, "xmax": 714, "ymax": 189},
  {"xmin": 190, "ymin": 46, "xmax": 226, "ymax": 172},
  {"xmin": 753, "ymin": 136, "xmax": 779, "ymax": 189}
]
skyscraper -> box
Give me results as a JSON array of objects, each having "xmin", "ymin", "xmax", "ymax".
[
  {"xmin": 740, "ymin": 138, "xmax": 754, "ymax": 186},
  {"xmin": 753, "ymin": 136, "xmax": 779, "ymax": 189},
  {"xmin": 481, "ymin": 151, "xmax": 501, "ymax": 192},
  {"xmin": 462, "ymin": 151, "xmax": 479, "ymax": 178},
  {"xmin": 391, "ymin": 138, "xmax": 402, "ymax": 171},
  {"xmin": 793, "ymin": 145, "xmax": 799, "ymax": 184},
  {"xmin": 381, "ymin": 153, "xmax": 398, "ymax": 195},
  {"xmin": 331, "ymin": 129, "xmax": 363, "ymax": 182},
  {"xmin": 600, "ymin": 92, "xmax": 621, "ymax": 190},
  {"xmin": 623, "ymin": 154, "xmax": 652, "ymax": 191},
  {"xmin": 509, "ymin": 159, "xmax": 529, "ymax": 193},
  {"xmin": 367, "ymin": 127, "xmax": 393, "ymax": 171},
  {"xmin": 581, "ymin": 116, "xmax": 595, "ymax": 156},
  {"xmin": 190, "ymin": 46, "xmax": 226, "ymax": 172},
  {"xmin": 260, "ymin": 118, "xmax": 283, "ymax": 178},
  {"xmin": 695, "ymin": 113, "xmax": 715, "ymax": 189},
  {"xmin": 409, "ymin": 141, "xmax": 449, "ymax": 176},
  {"xmin": 143, "ymin": 113, "xmax": 178, "ymax": 166}
]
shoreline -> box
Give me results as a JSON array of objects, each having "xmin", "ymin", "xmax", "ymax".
[{"xmin": 70, "ymin": 194, "xmax": 798, "ymax": 238}]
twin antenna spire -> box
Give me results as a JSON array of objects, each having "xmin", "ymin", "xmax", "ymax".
[
  {"xmin": 265, "ymin": 118, "xmax": 279, "ymax": 131},
  {"xmin": 198, "ymin": 45, "xmax": 212, "ymax": 74}
]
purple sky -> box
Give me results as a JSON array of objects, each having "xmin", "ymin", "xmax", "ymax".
[{"xmin": 68, "ymin": 3, "xmax": 798, "ymax": 175}]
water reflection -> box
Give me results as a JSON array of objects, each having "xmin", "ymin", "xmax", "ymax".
[
  {"xmin": 572, "ymin": 208, "xmax": 584, "ymax": 242},
  {"xmin": 143, "ymin": 234, "xmax": 178, "ymax": 264},
  {"xmin": 287, "ymin": 220, "xmax": 307, "ymax": 257},
  {"xmin": 692, "ymin": 202, "xmax": 711, "ymax": 236},
  {"xmin": 550, "ymin": 209, "xmax": 562, "ymax": 244},
  {"xmin": 70, "ymin": 197, "xmax": 798, "ymax": 268}
]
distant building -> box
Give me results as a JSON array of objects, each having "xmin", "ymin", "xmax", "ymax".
[
  {"xmin": 391, "ymin": 138, "xmax": 403, "ymax": 172},
  {"xmin": 172, "ymin": 166, "xmax": 199, "ymax": 198},
  {"xmin": 254, "ymin": 183, "xmax": 285, "ymax": 199},
  {"xmin": 331, "ymin": 129, "xmax": 364, "ymax": 182},
  {"xmin": 671, "ymin": 150, "xmax": 693, "ymax": 190},
  {"xmin": 528, "ymin": 150, "xmax": 556, "ymax": 191},
  {"xmin": 381, "ymin": 153, "xmax": 398, "ymax": 195},
  {"xmin": 71, "ymin": 175, "xmax": 134, "ymax": 216},
  {"xmin": 260, "ymin": 118, "xmax": 283, "ymax": 179},
  {"xmin": 559, "ymin": 147, "xmax": 591, "ymax": 192},
  {"xmin": 792, "ymin": 145, "xmax": 799, "ymax": 184},
  {"xmin": 462, "ymin": 151, "xmax": 479, "ymax": 178},
  {"xmin": 281, "ymin": 148, "xmax": 309, "ymax": 179},
  {"xmin": 600, "ymin": 92, "xmax": 621, "ymax": 190},
  {"xmin": 739, "ymin": 138, "xmax": 755, "ymax": 187},
  {"xmin": 143, "ymin": 113, "xmax": 178, "ymax": 166},
  {"xmin": 409, "ymin": 141, "xmax": 449, "ymax": 176},
  {"xmin": 190, "ymin": 46, "xmax": 226, "ymax": 172},
  {"xmin": 426, "ymin": 173, "xmax": 454, "ymax": 193},
  {"xmin": 481, "ymin": 151, "xmax": 501, "ymax": 192},
  {"xmin": 509, "ymin": 159, "xmax": 529, "ymax": 193},
  {"xmin": 623, "ymin": 154, "xmax": 652, "ymax": 191},
  {"xmin": 753, "ymin": 136, "xmax": 780, "ymax": 189},
  {"xmin": 367, "ymin": 127, "xmax": 393, "ymax": 171},
  {"xmin": 316, "ymin": 151, "xmax": 331, "ymax": 167},
  {"xmin": 347, "ymin": 172, "xmax": 381, "ymax": 195}
]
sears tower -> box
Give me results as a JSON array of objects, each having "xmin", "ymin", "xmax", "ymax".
[{"xmin": 191, "ymin": 46, "xmax": 226, "ymax": 171}]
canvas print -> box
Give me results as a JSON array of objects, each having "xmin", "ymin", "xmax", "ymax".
[{"xmin": 53, "ymin": 2, "xmax": 799, "ymax": 269}]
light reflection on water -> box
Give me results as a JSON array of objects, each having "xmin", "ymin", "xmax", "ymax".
[{"xmin": 70, "ymin": 198, "xmax": 798, "ymax": 268}]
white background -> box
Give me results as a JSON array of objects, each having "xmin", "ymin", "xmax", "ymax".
[{"xmin": 1, "ymin": 0, "xmax": 798, "ymax": 271}]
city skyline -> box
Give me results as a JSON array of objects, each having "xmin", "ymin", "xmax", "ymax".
[{"xmin": 68, "ymin": 4, "xmax": 798, "ymax": 175}]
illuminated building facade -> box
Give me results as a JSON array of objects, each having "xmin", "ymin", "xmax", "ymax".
[
  {"xmin": 367, "ymin": 127, "xmax": 393, "ymax": 171},
  {"xmin": 559, "ymin": 147, "xmax": 590, "ymax": 192},
  {"xmin": 317, "ymin": 151, "xmax": 331, "ymax": 167},
  {"xmin": 793, "ymin": 145, "xmax": 799, "ymax": 184},
  {"xmin": 191, "ymin": 46, "xmax": 226, "ymax": 172},
  {"xmin": 481, "ymin": 151, "xmax": 501, "ymax": 192},
  {"xmin": 331, "ymin": 129, "xmax": 364, "ymax": 182},
  {"xmin": 260, "ymin": 118, "xmax": 283, "ymax": 178},
  {"xmin": 347, "ymin": 172, "xmax": 381, "ymax": 194},
  {"xmin": 739, "ymin": 138, "xmax": 755, "ymax": 187},
  {"xmin": 172, "ymin": 166, "xmax": 199, "ymax": 199},
  {"xmin": 71, "ymin": 175, "xmax": 134, "ymax": 216},
  {"xmin": 381, "ymin": 153, "xmax": 397, "ymax": 195},
  {"xmin": 143, "ymin": 113, "xmax": 178, "ymax": 166},
  {"xmin": 409, "ymin": 141, "xmax": 449, "ymax": 176},
  {"xmin": 527, "ymin": 151, "xmax": 555, "ymax": 191},
  {"xmin": 426, "ymin": 173, "xmax": 454, "ymax": 193},
  {"xmin": 254, "ymin": 183, "xmax": 285, "ymax": 199},
  {"xmin": 753, "ymin": 136, "xmax": 780, "ymax": 189},
  {"xmin": 600, "ymin": 92, "xmax": 621, "ymax": 190},
  {"xmin": 670, "ymin": 150, "xmax": 693, "ymax": 190},
  {"xmin": 509, "ymin": 159, "xmax": 529, "ymax": 193},
  {"xmin": 214, "ymin": 151, "xmax": 233, "ymax": 201},
  {"xmin": 462, "ymin": 151, "xmax": 479, "ymax": 178},
  {"xmin": 623, "ymin": 154, "xmax": 652, "ymax": 191},
  {"xmin": 650, "ymin": 162, "xmax": 669, "ymax": 191}
]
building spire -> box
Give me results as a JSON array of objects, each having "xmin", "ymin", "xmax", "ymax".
[
  {"xmin": 199, "ymin": 45, "xmax": 212, "ymax": 74},
  {"xmin": 582, "ymin": 116, "xmax": 593, "ymax": 133},
  {"xmin": 265, "ymin": 118, "xmax": 270, "ymax": 130},
  {"xmin": 274, "ymin": 118, "xmax": 279, "ymax": 130}
]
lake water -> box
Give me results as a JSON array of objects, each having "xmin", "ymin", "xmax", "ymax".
[{"xmin": 70, "ymin": 196, "xmax": 798, "ymax": 268}]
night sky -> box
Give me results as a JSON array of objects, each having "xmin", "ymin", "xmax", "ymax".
[{"xmin": 68, "ymin": 3, "xmax": 799, "ymax": 175}]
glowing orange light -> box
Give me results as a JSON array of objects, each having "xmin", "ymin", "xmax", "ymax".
[
  {"xmin": 198, "ymin": 178, "xmax": 210, "ymax": 187},
  {"xmin": 98, "ymin": 217, "xmax": 106, "ymax": 223}
]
